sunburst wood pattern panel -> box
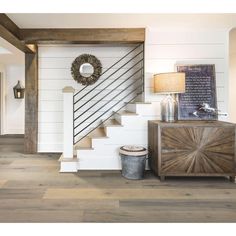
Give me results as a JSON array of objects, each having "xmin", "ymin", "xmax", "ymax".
[
  {"xmin": 161, "ymin": 127, "xmax": 235, "ymax": 174},
  {"xmin": 148, "ymin": 121, "xmax": 236, "ymax": 180}
]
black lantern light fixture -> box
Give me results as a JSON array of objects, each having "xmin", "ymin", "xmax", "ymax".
[{"xmin": 13, "ymin": 80, "xmax": 25, "ymax": 99}]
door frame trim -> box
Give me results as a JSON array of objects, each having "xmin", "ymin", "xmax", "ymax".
[{"xmin": 0, "ymin": 70, "xmax": 6, "ymax": 135}]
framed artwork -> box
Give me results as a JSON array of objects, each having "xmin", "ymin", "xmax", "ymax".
[{"xmin": 176, "ymin": 64, "xmax": 218, "ymax": 120}]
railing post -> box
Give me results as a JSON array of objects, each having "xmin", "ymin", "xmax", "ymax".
[{"xmin": 62, "ymin": 86, "xmax": 75, "ymax": 158}]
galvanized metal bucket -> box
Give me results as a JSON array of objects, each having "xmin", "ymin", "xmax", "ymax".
[{"xmin": 119, "ymin": 146, "xmax": 148, "ymax": 180}]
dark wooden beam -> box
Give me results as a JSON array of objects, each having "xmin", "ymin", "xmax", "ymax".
[
  {"xmin": 0, "ymin": 14, "xmax": 21, "ymax": 38},
  {"xmin": 0, "ymin": 14, "xmax": 34, "ymax": 53},
  {"xmin": 24, "ymin": 46, "xmax": 38, "ymax": 153},
  {"xmin": 21, "ymin": 28, "xmax": 145, "ymax": 44}
]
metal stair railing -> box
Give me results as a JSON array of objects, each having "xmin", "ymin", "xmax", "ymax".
[
  {"xmin": 73, "ymin": 43, "xmax": 144, "ymax": 144},
  {"xmin": 74, "ymin": 58, "xmax": 143, "ymax": 113},
  {"xmin": 74, "ymin": 77, "xmax": 142, "ymax": 130},
  {"xmin": 74, "ymin": 66, "xmax": 143, "ymax": 121},
  {"xmin": 75, "ymin": 85, "xmax": 143, "ymax": 143},
  {"xmin": 74, "ymin": 44, "xmax": 143, "ymax": 100}
]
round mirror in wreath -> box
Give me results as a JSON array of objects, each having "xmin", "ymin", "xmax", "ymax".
[{"xmin": 71, "ymin": 54, "xmax": 102, "ymax": 86}]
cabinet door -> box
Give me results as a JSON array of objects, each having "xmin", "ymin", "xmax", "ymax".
[{"xmin": 161, "ymin": 126, "xmax": 235, "ymax": 174}]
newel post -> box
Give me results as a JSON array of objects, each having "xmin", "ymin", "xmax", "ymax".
[{"xmin": 62, "ymin": 86, "xmax": 75, "ymax": 158}]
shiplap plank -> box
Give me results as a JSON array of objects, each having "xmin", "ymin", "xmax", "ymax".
[
  {"xmin": 38, "ymin": 134, "xmax": 63, "ymax": 143},
  {"xmin": 146, "ymin": 28, "xmax": 227, "ymax": 44},
  {"xmin": 39, "ymin": 99, "xmax": 129, "ymax": 112},
  {"xmin": 145, "ymin": 58, "xmax": 226, "ymax": 73},
  {"xmin": 38, "ymin": 45, "xmax": 140, "ymax": 58},
  {"xmin": 39, "ymin": 67, "xmax": 142, "ymax": 80},
  {"xmin": 38, "ymin": 112, "xmax": 63, "ymax": 123},
  {"xmin": 39, "ymin": 90, "xmax": 63, "ymax": 101},
  {"xmin": 145, "ymin": 44, "xmax": 225, "ymax": 59},
  {"xmin": 38, "ymin": 123, "xmax": 63, "ymax": 134},
  {"xmin": 39, "ymin": 56, "xmax": 142, "ymax": 69},
  {"xmin": 39, "ymin": 78, "xmax": 141, "ymax": 91},
  {"xmin": 37, "ymin": 143, "xmax": 62, "ymax": 152}
]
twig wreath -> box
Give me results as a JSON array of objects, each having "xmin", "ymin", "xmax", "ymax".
[{"xmin": 71, "ymin": 54, "xmax": 102, "ymax": 86}]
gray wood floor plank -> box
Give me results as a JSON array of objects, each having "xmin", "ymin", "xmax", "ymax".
[{"xmin": 0, "ymin": 136, "xmax": 236, "ymax": 222}]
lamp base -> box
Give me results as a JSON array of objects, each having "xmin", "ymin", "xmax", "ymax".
[{"xmin": 160, "ymin": 94, "xmax": 178, "ymax": 122}]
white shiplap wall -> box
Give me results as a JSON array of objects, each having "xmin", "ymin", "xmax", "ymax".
[
  {"xmin": 38, "ymin": 28, "xmax": 229, "ymax": 153},
  {"xmin": 144, "ymin": 28, "xmax": 229, "ymax": 120},
  {"xmin": 38, "ymin": 45, "xmax": 143, "ymax": 152}
]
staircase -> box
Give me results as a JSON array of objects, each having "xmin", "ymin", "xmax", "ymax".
[
  {"xmin": 59, "ymin": 44, "xmax": 156, "ymax": 172},
  {"xmin": 60, "ymin": 101, "xmax": 154, "ymax": 172}
]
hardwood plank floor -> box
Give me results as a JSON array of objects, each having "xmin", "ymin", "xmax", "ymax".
[{"xmin": 0, "ymin": 135, "xmax": 236, "ymax": 222}]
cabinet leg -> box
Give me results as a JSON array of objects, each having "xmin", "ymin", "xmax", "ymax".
[
  {"xmin": 229, "ymin": 176, "xmax": 236, "ymax": 183},
  {"xmin": 160, "ymin": 176, "xmax": 165, "ymax": 181}
]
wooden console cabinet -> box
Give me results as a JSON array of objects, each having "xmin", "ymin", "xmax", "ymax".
[{"xmin": 148, "ymin": 120, "xmax": 236, "ymax": 181}]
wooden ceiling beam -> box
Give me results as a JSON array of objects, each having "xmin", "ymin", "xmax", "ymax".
[
  {"xmin": 20, "ymin": 28, "xmax": 145, "ymax": 44},
  {"xmin": 0, "ymin": 14, "xmax": 35, "ymax": 53}
]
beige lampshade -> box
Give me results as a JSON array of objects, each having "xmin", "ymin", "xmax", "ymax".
[{"xmin": 153, "ymin": 72, "xmax": 185, "ymax": 94}]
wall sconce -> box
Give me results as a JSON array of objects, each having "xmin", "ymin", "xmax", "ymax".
[{"xmin": 13, "ymin": 80, "xmax": 25, "ymax": 99}]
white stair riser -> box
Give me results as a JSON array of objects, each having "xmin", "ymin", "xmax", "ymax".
[
  {"xmin": 77, "ymin": 155, "xmax": 150, "ymax": 170},
  {"xmin": 92, "ymin": 134, "xmax": 147, "ymax": 147},
  {"xmin": 114, "ymin": 113, "xmax": 122, "ymax": 124},
  {"xmin": 77, "ymin": 156, "xmax": 122, "ymax": 170},
  {"xmin": 105, "ymin": 128, "xmax": 147, "ymax": 138},
  {"xmin": 126, "ymin": 103, "xmax": 160, "ymax": 116},
  {"xmin": 114, "ymin": 112, "xmax": 154, "ymax": 125},
  {"xmin": 121, "ymin": 115, "xmax": 161, "ymax": 126},
  {"xmin": 105, "ymin": 126, "xmax": 123, "ymax": 137},
  {"xmin": 114, "ymin": 114, "xmax": 140, "ymax": 126},
  {"xmin": 60, "ymin": 162, "xmax": 78, "ymax": 172},
  {"xmin": 106, "ymin": 126, "xmax": 148, "ymax": 138},
  {"xmin": 125, "ymin": 103, "xmax": 137, "ymax": 113},
  {"xmin": 78, "ymin": 142, "xmax": 148, "ymax": 155},
  {"xmin": 77, "ymin": 149, "xmax": 120, "ymax": 157}
]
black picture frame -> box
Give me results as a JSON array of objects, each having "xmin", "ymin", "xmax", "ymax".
[{"xmin": 177, "ymin": 64, "xmax": 218, "ymax": 120}]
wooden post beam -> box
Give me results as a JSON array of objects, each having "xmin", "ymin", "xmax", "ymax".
[
  {"xmin": 24, "ymin": 45, "xmax": 38, "ymax": 153},
  {"xmin": 20, "ymin": 28, "xmax": 145, "ymax": 44},
  {"xmin": 0, "ymin": 14, "xmax": 35, "ymax": 53}
]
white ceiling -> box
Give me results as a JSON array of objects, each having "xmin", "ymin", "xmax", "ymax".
[
  {"xmin": 2, "ymin": 13, "xmax": 236, "ymax": 65},
  {"xmin": 6, "ymin": 13, "xmax": 236, "ymax": 30}
]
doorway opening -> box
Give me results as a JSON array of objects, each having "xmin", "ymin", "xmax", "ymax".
[{"xmin": 0, "ymin": 38, "xmax": 25, "ymax": 153}]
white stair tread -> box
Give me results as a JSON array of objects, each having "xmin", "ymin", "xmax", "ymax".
[
  {"xmin": 128, "ymin": 102, "xmax": 152, "ymax": 104},
  {"xmin": 103, "ymin": 119, "xmax": 123, "ymax": 127},
  {"xmin": 58, "ymin": 154, "xmax": 77, "ymax": 162},
  {"xmin": 89, "ymin": 127, "xmax": 107, "ymax": 137},
  {"xmin": 76, "ymin": 147, "xmax": 94, "ymax": 150},
  {"xmin": 74, "ymin": 137, "xmax": 92, "ymax": 149},
  {"xmin": 117, "ymin": 111, "xmax": 138, "ymax": 116},
  {"xmin": 74, "ymin": 127, "xmax": 108, "ymax": 150}
]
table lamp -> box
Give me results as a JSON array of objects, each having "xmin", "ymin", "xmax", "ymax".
[{"xmin": 154, "ymin": 72, "xmax": 185, "ymax": 122}]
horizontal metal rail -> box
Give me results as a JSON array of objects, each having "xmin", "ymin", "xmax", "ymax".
[
  {"xmin": 74, "ymin": 68, "xmax": 143, "ymax": 121},
  {"xmin": 73, "ymin": 50, "xmax": 143, "ymax": 106},
  {"xmin": 73, "ymin": 44, "xmax": 142, "ymax": 98},
  {"xmin": 75, "ymin": 92, "xmax": 142, "ymax": 143},
  {"xmin": 74, "ymin": 58, "xmax": 143, "ymax": 113},
  {"xmin": 74, "ymin": 84, "xmax": 143, "ymax": 140},
  {"xmin": 74, "ymin": 77, "xmax": 142, "ymax": 129}
]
